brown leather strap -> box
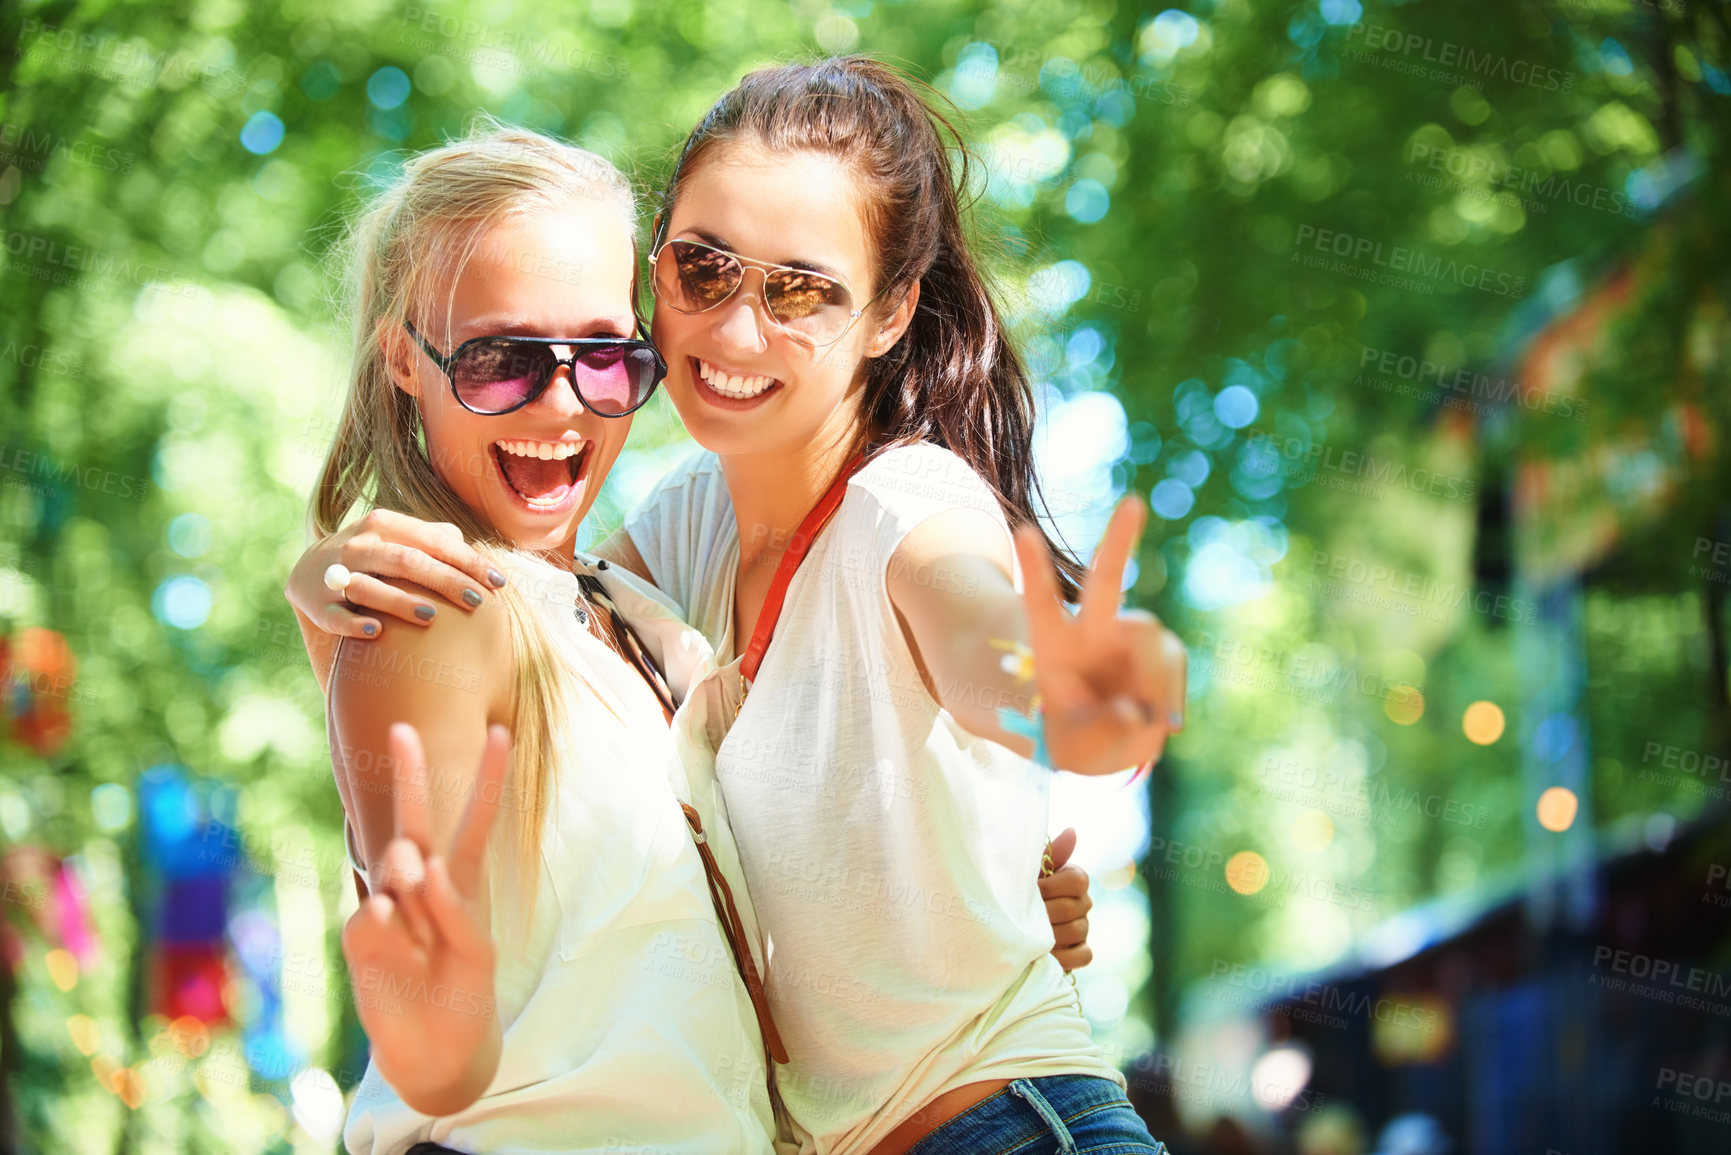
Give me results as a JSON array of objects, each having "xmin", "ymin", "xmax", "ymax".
[
  {"xmin": 581, "ymin": 569, "xmax": 789, "ymax": 1063},
  {"xmin": 578, "ymin": 573, "xmax": 678, "ymax": 721},
  {"xmin": 682, "ymin": 802, "xmax": 788, "ymax": 1064}
]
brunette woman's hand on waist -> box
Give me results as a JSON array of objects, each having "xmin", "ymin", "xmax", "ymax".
[
  {"xmin": 1013, "ymin": 495, "xmax": 1188, "ymax": 776},
  {"xmin": 1040, "ymin": 828, "xmax": 1093, "ymax": 972},
  {"xmin": 285, "ymin": 510, "xmax": 506, "ymax": 689},
  {"xmin": 341, "ymin": 722, "xmax": 509, "ymax": 1117}
]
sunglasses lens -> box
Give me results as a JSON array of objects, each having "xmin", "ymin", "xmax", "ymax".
[
  {"xmin": 574, "ymin": 343, "xmax": 663, "ymax": 416},
  {"xmin": 765, "ymin": 268, "xmax": 854, "ymax": 343},
  {"xmin": 452, "ymin": 339, "xmax": 556, "ymax": 413},
  {"xmin": 657, "ymin": 240, "xmax": 743, "ymax": 313}
]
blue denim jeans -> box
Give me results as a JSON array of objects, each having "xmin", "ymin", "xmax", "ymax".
[{"xmin": 905, "ymin": 1075, "xmax": 1166, "ymax": 1155}]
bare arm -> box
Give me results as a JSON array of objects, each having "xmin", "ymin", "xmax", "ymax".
[
  {"xmin": 885, "ymin": 508, "xmax": 1035, "ymax": 750},
  {"xmin": 294, "ymin": 604, "xmax": 342, "ymax": 699},
  {"xmin": 887, "ymin": 498, "xmax": 1187, "ymax": 777},
  {"xmin": 328, "ymin": 577, "xmax": 512, "ymax": 1115}
]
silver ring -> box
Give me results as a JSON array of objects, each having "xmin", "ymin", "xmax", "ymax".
[{"xmin": 323, "ymin": 563, "xmax": 354, "ymax": 594}]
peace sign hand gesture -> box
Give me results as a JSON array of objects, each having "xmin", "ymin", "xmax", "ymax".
[
  {"xmin": 339, "ymin": 722, "xmax": 509, "ymax": 1113},
  {"xmin": 1011, "ymin": 497, "xmax": 1187, "ymax": 777}
]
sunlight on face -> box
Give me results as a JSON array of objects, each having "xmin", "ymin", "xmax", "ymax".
[
  {"xmin": 392, "ymin": 201, "xmax": 640, "ymax": 556},
  {"xmin": 651, "ymin": 139, "xmax": 890, "ymax": 464}
]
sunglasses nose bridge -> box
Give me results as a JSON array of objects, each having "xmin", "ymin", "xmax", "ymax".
[
  {"xmin": 704, "ymin": 263, "xmax": 773, "ymax": 348},
  {"xmin": 729, "ymin": 261, "xmax": 773, "ymax": 309},
  {"xmin": 523, "ymin": 351, "xmax": 587, "ymax": 417}
]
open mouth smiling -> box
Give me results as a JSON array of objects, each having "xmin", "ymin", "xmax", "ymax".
[{"xmin": 491, "ymin": 437, "xmax": 592, "ymax": 510}]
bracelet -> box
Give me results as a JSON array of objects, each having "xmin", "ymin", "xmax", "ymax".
[
  {"xmin": 991, "ymin": 638, "xmax": 1049, "ymax": 769},
  {"xmin": 998, "ymin": 704, "xmax": 1051, "ymax": 768}
]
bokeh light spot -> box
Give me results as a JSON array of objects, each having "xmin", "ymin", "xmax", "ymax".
[
  {"xmin": 1027, "ymin": 260, "xmax": 1092, "ymax": 315},
  {"xmin": 46, "ymin": 948, "xmax": 79, "ymax": 991},
  {"xmin": 1320, "ymin": 0, "xmax": 1363, "ymax": 24},
  {"xmin": 1599, "ymin": 38, "xmax": 1634, "ymax": 78},
  {"xmin": 1226, "ymin": 850, "xmax": 1270, "ymax": 895},
  {"xmin": 291, "ymin": 1068, "xmax": 347, "ymax": 1145},
  {"xmin": 1150, "ymin": 478, "xmax": 1195, "ymax": 520},
  {"xmin": 1536, "ymin": 786, "xmax": 1579, "ymax": 832},
  {"xmin": 1463, "ymin": 700, "xmax": 1505, "ymax": 745},
  {"xmin": 152, "ymin": 576, "xmax": 211, "ymax": 630},
  {"xmin": 66, "ymin": 1015, "xmax": 100, "ymax": 1055},
  {"xmin": 239, "ymin": 112, "xmax": 284, "ymax": 156},
  {"xmin": 1214, "ymin": 384, "xmax": 1259, "ymax": 428},
  {"xmin": 1385, "ymin": 686, "xmax": 1425, "ymax": 725},
  {"xmin": 17, "ymin": 627, "xmax": 73, "ymax": 678},
  {"xmin": 1251, "ymin": 1044, "xmax": 1314, "ymax": 1109},
  {"xmin": 367, "ymin": 66, "xmax": 412, "ymax": 110},
  {"xmin": 91, "ymin": 783, "xmax": 133, "ymax": 832},
  {"xmin": 168, "ymin": 513, "xmax": 212, "ymax": 558},
  {"xmin": 169, "ymin": 1015, "xmax": 211, "ymax": 1057},
  {"xmin": 1066, "ymin": 178, "xmax": 1111, "ymax": 223},
  {"xmin": 113, "ymin": 1067, "xmax": 147, "ymax": 1109}
]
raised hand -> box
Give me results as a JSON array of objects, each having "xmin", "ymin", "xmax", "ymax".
[
  {"xmin": 1011, "ymin": 496, "xmax": 1187, "ymax": 777},
  {"xmin": 339, "ymin": 722, "xmax": 509, "ymax": 1113}
]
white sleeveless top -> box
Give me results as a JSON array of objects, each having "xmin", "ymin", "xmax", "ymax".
[
  {"xmin": 626, "ymin": 444, "xmax": 1121, "ymax": 1155},
  {"xmin": 332, "ymin": 548, "xmax": 777, "ymax": 1155}
]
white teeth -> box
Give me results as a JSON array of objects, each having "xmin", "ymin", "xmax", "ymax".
[
  {"xmin": 494, "ymin": 439, "xmax": 581, "ymax": 460},
  {"xmin": 697, "ymin": 359, "xmax": 775, "ymax": 398}
]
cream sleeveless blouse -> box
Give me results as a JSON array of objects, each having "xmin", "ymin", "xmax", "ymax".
[{"xmin": 331, "ymin": 548, "xmax": 777, "ymax": 1154}]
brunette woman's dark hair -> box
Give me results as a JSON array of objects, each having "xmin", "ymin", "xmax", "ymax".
[{"xmin": 655, "ymin": 55, "xmax": 1085, "ymax": 598}]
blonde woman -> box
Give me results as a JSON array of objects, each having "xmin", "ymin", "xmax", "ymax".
[{"xmin": 300, "ymin": 123, "xmax": 780, "ymax": 1153}]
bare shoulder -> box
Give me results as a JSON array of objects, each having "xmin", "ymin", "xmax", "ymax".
[
  {"xmin": 328, "ymin": 575, "xmax": 513, "ymax": 863},
  {"xmin": 329, "ymin": 576, "xmax": 512, "ymax": 713},
  {"xmin": 893, "ymin": 507, "xmax": 1015, "ymax": 573}
]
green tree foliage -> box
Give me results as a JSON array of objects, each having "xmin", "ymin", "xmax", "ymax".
[{"xmin": 0, "ymin": 0, "xmax": 1726, "ymax": 1150}]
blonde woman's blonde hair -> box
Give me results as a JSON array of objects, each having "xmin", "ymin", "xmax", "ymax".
[{"xmin": 314, "ymin": 117, "xmax": 637, "ymax": 910}]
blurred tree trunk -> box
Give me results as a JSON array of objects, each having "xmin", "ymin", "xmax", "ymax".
[
  {"xmin": 1146, "ymin": 757, "xmax": 1178, "ymax": 1045},
  {"xmin": 0, "ymin": 951, "xmax": 20, "ymax": 1155}
]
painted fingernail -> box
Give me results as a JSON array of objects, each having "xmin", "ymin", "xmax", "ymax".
[
  {"xmin": 462, "ymin": 588, "xmax": 483, "ymax": 607},
  {"xmin": 487, "ymin": 568, "xmax": 507, "ymax": 588},
  {"xmin": 1169, "ymin": 712, "xmax": 1184, "ymax": 729},
  {"xmin": 415, "ymin": 605, "xmax": 436, "ymax": 621},
  {"xmin": 363, "ymin": 622, "xmax": 378, "ymax": 637}
]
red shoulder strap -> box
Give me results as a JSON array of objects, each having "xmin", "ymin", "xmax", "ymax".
[{"xmin": 738, "ymin": 453, "xmax": 867, "ymax": 683}]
